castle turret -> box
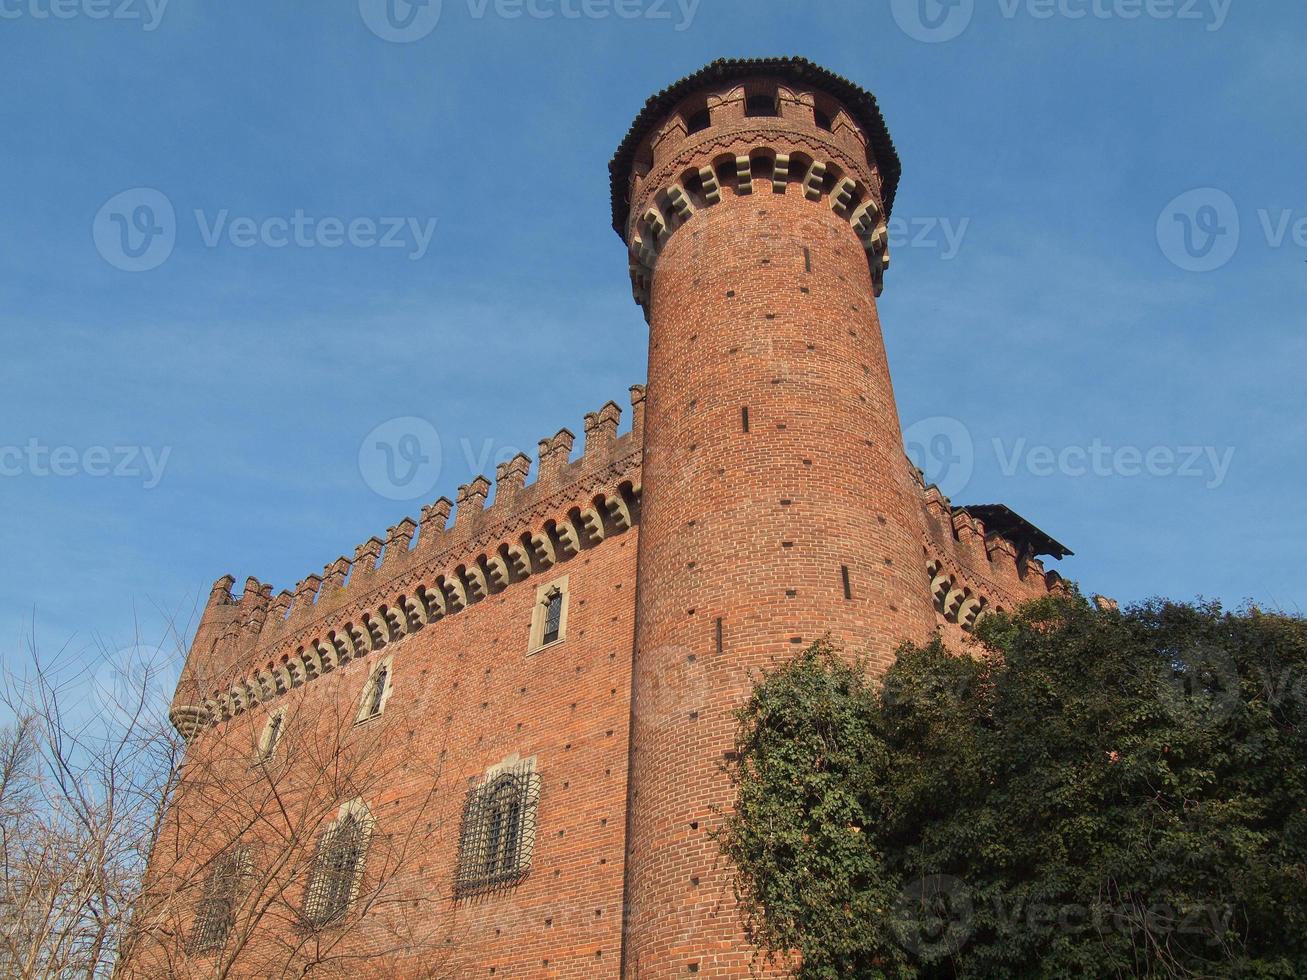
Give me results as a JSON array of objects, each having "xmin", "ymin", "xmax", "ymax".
[{"xmin": 612, "ymin": 58, "xmax": 938, "ymax": 977}]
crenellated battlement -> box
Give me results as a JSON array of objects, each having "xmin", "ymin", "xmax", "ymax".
[
  {"xmin": 169, "ymin": 385, "xmax": 647, "ymax": 739},
  {"xmin": 610, "ymin": 58, "xmax": 900, "ymax": 319},
  {"xmin": 908, "ymin": 461, "xmax": 1070, "ymax": 631}
]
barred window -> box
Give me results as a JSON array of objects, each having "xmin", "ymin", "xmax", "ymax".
[
  {"xmin": 189, "ymin": 847, "xmax": 249, "ymax": 954},
  {"xmin": 454, "ymin": 761, "xmax": 541, "ymax": 897},
  {"xmin": 303, "ymin": 806, "xmax": 371, "ymax": 927}
]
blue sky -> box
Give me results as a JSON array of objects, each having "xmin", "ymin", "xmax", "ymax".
[{"xmin": 1, "ymin": 0, "xmax": 1303, "ymax": 696}]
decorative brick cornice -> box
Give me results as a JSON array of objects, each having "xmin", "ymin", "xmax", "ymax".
[{"xmin": 625, "ymin": 137, "xmax": 891, "ymax": 317}]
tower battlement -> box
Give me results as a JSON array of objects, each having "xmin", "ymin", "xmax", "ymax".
[{"xmin": 611, "ymin": 57, "xmax": 899, "ymax": 316}]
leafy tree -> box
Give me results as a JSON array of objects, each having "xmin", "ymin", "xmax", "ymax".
[{"xmin": 721, "ymin": 596, "xmax": 1307, "ymax": 979}]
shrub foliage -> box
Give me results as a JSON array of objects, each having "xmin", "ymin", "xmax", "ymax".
[{"xmin": 721, "ymin": 596, "xmax": 1307, "ymax": 978}]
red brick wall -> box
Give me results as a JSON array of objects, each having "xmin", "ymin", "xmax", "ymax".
[{"xmin": 135, "ymin": 524, "xmax": 638, "ymax": 979}]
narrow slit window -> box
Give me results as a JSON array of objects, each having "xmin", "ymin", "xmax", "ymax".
[
  {"xmin": 841, "ymin": 565, "xmax": 852, "ymax": 600},
  {"xmin": 742, "ymin": 407, "xmax": 750, "ymax": 433},
  {"xmin": 542, "ymin": 589, "xmax": 563, "ymax": 645},
  {"xmin": 528, "ymin": 577, "xmax": 570, "ymax": 653},
  {"xmin": 367, "ymin": 666, "xmax": 387, "ymax": 716},
  {"xmin": 357, "ymin": 659, "xmax": 393, "ymax": 722},
  {"xmin": 258, "ymin": 710, "xmax": 285, "ymax": 761}
]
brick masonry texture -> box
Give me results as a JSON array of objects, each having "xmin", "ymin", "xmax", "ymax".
[{"xmin": 137, "ymin": 58, "xmax": 1070, "ymax": 979}]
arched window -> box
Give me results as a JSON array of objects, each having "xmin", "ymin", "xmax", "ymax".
[
  {"xmin": 303, "ymin": 805, "xmax": 372, "ymax": 927},
  {"xmin": 455, "ymin": 759, "xmax": 542, "ymax": 897}
]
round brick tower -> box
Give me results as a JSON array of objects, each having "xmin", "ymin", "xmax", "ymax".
[{"xmin": 612, "ymin": 58, "xmax": 939, "ymax": 977}]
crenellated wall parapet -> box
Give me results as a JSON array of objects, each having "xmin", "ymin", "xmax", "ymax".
[
  {"xmin": 910, "ymin": 461, "xmax": 1068, "ymax": 633},
  {"xmin": 169, "ymin": 386, "xmax": 647, "ymax": 740}
]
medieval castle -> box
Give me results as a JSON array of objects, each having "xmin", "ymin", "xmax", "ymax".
[{"xmin": 142, "ymin": 57, "xmax": 1072, "ymax": 979}]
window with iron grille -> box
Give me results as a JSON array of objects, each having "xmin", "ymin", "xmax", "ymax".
[
  {"xmin": 189, "ymin": 847, "xmax": 249, "ymax": 954},
  {"xmin": 454, "ymin": 761, "xmax": 542, "ymax": 898},
  {"xmin": 302, "ymin": 808, "xmax": 370, "ymax": 927}
]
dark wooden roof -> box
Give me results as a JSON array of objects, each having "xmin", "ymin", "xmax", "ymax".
[
  {"xmin": 608, "ymin": 57, "xmax": 901, "ymax": 237},
  {"xmin": 958, "ymin": 504, "xmax": 1074, "ymax": 561}
]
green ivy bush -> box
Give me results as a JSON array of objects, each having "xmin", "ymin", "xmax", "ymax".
[{"xmin": 721, "ymin": 595, "xmax": 1307, "ymax": 979}]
